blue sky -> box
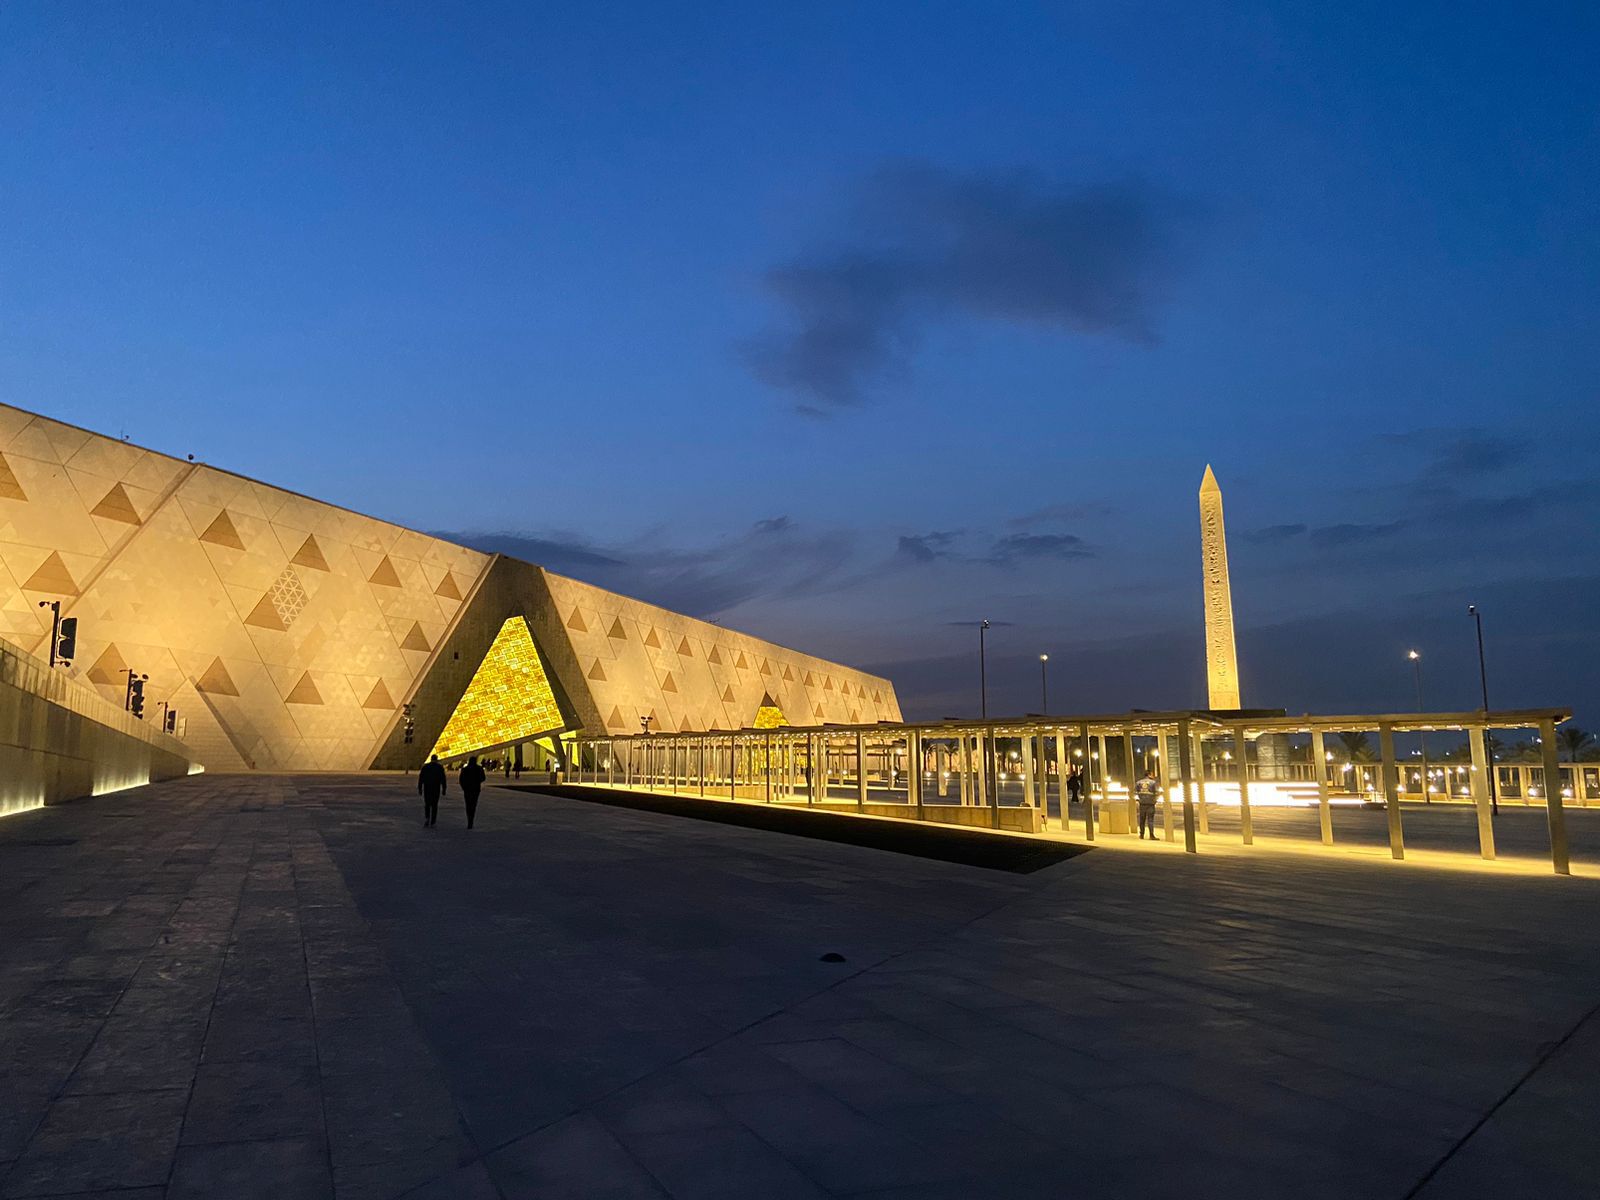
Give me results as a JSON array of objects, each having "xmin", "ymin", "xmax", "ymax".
[{"xmin": 3, "ymin": 1, "xmax": 1596, "ymax": 724}]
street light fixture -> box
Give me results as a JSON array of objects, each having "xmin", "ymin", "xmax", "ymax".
[
  {"xmin": 1038, "ymin": 654, "xmax": 1049, "ymax": 713},
  {"xmin": 1468, "ymin": 604, "xmax": 1498, "ymax": 815},
  {"xmin": 1407, "ymin": 649, "xmax": 1429, "ymax": 803}
]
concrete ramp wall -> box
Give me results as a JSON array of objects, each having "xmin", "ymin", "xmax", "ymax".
[{"xmin": 0, "ymin": 637, "xmax": 199, "ymax": 818}]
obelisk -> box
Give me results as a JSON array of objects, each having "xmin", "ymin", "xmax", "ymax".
[{"xmin": 1198, "ymin": 465, "xmax": 1241, "ymax": 709}]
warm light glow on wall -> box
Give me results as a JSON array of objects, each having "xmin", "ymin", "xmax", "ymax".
[
  {"xmin": 753, "ymin": 704, "xmax": 787, "ymax": 729},
  {"xmin": 431, "ymin": 617, "xmax": 566, "ymax": 760}
]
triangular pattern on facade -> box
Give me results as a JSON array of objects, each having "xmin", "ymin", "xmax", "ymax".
[
  {"xmin": 707, "ymin": 646, "xmax": 722, "ymax": 664},
  {"xmin": 291, "ymin": 534, "xmax": 331, "ymax": 572},
  {"xmin": 284, "ymin": 672, "xmax": 323, "ymax": 705},
  {"xmin": 566, "ymin": 607, "xmax": 588, "ymax": 632},
  {"xmin": 434, "ymin": 572, "xmax": 462, "ymax": 600},
  {"xmin": 399, "ymin": 621, "xmax": 431, "ymax": 652},
  {"xmin": 90, "ymin": 483, "xmax": 141, "ymax": 525},
  {"xmin": 21, "ymin": 551, "xmax": 78, "ymax": 595},
  {"xmin": 676, "ymin": 637, "xmax": 692, "ymax": 657},
  {"xmin": 196, "ymin": 657, "xmax": 240, "ymax": 697},
  {"xmin": 607, "ymin": 617, "xmax": 626, "ymax": 640},
  {"xmin": 0, "ymin": 452, "xmax": 27, "ymax": 501},
  {"xmin": 644, "ymin": 627, "xmax": 661, "ymax": 649},
  {"xmin": 587, "ymin": 659, "xmax": 607, "ymax": 681},
  {"xmin": 199, "ymin": 511, "xmax": 246, "ymax": 550},
  {"xmin": 368, "ymin": 555, "xmax": 402, "ymax": 587},
  {"xmin": 87, "ymin": 643, "xmax": 129, "ymax": 686},
  {"xmin": 660, "ymin": 672, "xmax": 677, "ymax": 693},
  {"xmin": 244, "ymin": 593, "xmax": 287, "ymax": 631},
  {"xmin": 430, "ymin": 616, "xmax": 566, "ymax": 760},
  {"xmin": 363, "ymin": 679, "xmax": 396, "ymax": 709}
]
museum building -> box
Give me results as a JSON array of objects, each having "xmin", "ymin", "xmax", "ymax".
[{"xmin": 0, "ymin": 403, "xmax": 900, "ymax": 773}]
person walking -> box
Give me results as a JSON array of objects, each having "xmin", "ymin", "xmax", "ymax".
[
  {"xmin": 1134, "ymin": 769, "xmax": 1160, "ymax": 840},
  {"xmin": 503, "ymin": 756, "xmax": 512, "ymax": 780},
  {"xmin": 461, "ymin": 755, "xmax": 486, "ymax": 829},
  {"xmin": 1066, "ymin": 763, "xmax": 1083, "ymax": 808},
  {"xmin": 418, "ymin": 754, "xmax": 447, "ymax": 827}
]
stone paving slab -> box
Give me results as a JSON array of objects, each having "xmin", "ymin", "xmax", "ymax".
[{"xmin": 1, "ymin": 773, "xmax": 1599, "ymax": 1197}]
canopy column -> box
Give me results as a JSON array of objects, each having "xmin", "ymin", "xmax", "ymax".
[
  {"xmin": 856, "ymin": 732, "xmax": 867, "ymax": 812},
  {"xmin": 1122, "ymin": 731, "xmax": 1137, "ymax": 837},
  {"xmin": 1539, "ymin": 716, "xmax": 1570, "ymax": 876},
  {"xmin": 1177, "ymin": 718, "xmax": 1197, "ymax": 854},
  {"xmin": 910, "ymin": 730, "xmax": 924, "ymax": 819},
  {"xmin": 1233, "ymin": 725, "xmax": 1253, "ymax": 845},
  {"xmin": 1379, "ymin": 722, "xmax": 1404, "ymax": 859},
  {"xmin": 1311, "ymin": 729, "xmax": 1332, "ymax": 845},
  {"xmin": 1079, "ymin": 722, "xmax": 1095, "ymax": 841},
  {"xmin": 1468, "ymin": 725, "xmax": 1496, "ymax": 861},
  {"xmin": 1158, "ymin": 730, "xmax": 1174, "ymax": 842}
]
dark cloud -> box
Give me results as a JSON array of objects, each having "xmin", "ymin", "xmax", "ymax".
[
  {"xmin": 1007, "ymin": 502, "xmax": 1114, "ymax": 529},
  {"xmin": 987, "ymin": 532, "xmax": 1093, "ymax": 565},
  {"xmin": 441, "ymin": 518, "xmax": 854, "ymax": 618},
  {"xmin": 1385, "ymin": 428, "xmax": 1530, "ymax": 478},
  {"xmin": 744, "ymin": 162, "xmax": 1187, "ymax": 410},
  {"xmin": 432, "ymin": 531, "xmax": 623, "ymax": 571},
  {"xmin": 1241, "ymin": 521, "xmax": 1405, "ymax": 550},
  {"xmin": 1242, "ymin": 523, "xmax": 1308, "ymax": 544},
  {"xmin": 895, "ymin": 530, "xmax": 961, "ymax": 563},
  {"xmin": 1306, "ymin": 521, "xmax": 1407, "ymax": 548}
]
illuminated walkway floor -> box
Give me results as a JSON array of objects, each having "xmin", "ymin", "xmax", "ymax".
[{"xmin": 2, "ymin": 775, "xmax": 1598, "ymax": 1199}]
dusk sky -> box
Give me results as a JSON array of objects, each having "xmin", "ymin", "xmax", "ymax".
[{"xmin": 4, "ymin": 2, "xmax": 1596, "ymax": 725}]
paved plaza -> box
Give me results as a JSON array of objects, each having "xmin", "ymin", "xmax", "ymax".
[{"xmin": 2, "ymin": 775, "xmax": 1599, "ymax": 1199}]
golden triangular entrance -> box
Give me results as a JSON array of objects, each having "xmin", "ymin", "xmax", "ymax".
[
  {"xmin": 429, "ymin": 616, "xmax": 566, "ymax": 760},
  {"xmin": 753, "ymin": 692, "xmax": 787, "ymax": 729}
]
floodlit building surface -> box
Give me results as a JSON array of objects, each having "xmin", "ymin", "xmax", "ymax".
[{"xmin": 0, "ymin": 403, "xmax": 898, "ymax": 772}]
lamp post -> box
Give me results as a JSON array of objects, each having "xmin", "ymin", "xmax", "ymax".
[
  {"xmin": 1468, "ymin": 604, "xmax": 1498, "ymax": 815},
  {"xmin": 1407, "ymin": 649, "xmax": 1429, "ymax": 803},
  {"xmin": 1039, "ymin": 654, "xmax": 1049, "ymax": 713},
  {"xmin": 978, "ymin": 620, "xmax": 990, "ymax": 719}
]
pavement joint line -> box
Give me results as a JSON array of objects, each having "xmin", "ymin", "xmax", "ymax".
[{"xmin": 1399, "ymin": 991, "xmax": 1600, "ymax": 1198}]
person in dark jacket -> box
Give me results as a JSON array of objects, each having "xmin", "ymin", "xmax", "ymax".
[
  {"xmin": 461, "ymin": 756, "xmax": 486, "ymax": 829},
  {"xmin": 1134, "ymin": 769, "xmax": 1160, "ymax": 840},
  {"xmin": 418, "ymin": 754, "xmax": 447, "ymax": 827},
  {"xmin": 1066, "ymin": 764, "xmax": 1084, "ymax": 808}
]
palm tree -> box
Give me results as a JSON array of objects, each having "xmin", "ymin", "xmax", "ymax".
[
  {"xmin": 1335, "ymin": 731, "xmax": 1374, "ymax": 762},
  {"xmin": 1558, "ymin": 726, "xmax": 1594, "ymax": 762}
]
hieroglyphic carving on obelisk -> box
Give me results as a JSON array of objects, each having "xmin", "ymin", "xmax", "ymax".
[{"xmin": 1199, "ymin": 465, "xmax": 1241, "ymax": 709}]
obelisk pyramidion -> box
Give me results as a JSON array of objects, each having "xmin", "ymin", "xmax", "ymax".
[{"xmin": 1199, "ymin": 465, "xmax": 1241, "ymax": 709}]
